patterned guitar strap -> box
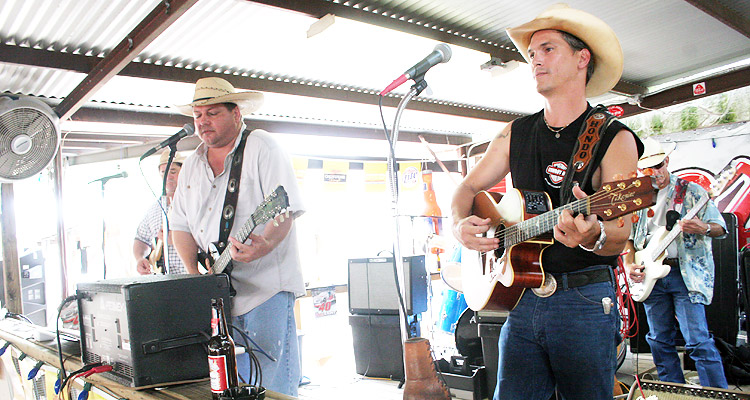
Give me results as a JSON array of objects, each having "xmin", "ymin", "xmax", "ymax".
[
  {"xmin": 559, "ymin": 105, "xmax": 616, "ymax": 205},
  {"xmin": 214, "ymin": 128, "xmax": 251, "ymax": 296}
]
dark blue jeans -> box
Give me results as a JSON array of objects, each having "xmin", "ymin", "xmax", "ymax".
[
  {"xmin": 643, "ymin": 266, "xmax": 728, "ymax": 388},
  {"xmin": 494, "ymin": 266, "xmax": 620, "ymax": 400}
]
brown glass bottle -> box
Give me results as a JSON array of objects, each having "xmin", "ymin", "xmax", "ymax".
[{"xmin": 208, "ymin": 298, "xmax": 238, "ymax": 399}]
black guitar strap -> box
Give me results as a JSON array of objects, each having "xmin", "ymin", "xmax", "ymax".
[
  {"xmin": 215, "ymin": 128, "xmax": 251, "ymax": 290},
  {"xmin": 559, "ymin": 105, "xmax": 616, "ymax": 205}
]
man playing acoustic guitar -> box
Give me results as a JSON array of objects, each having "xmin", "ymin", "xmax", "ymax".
[
  {"xmin": 625, "ymin": 137, "xmax": 728, "ymax": 388},
  {"xmin": 451, "ymin": 5, "xmax": 643, "ymax": 399}
]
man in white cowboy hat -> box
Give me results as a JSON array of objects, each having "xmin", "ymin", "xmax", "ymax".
[
  {"xmin": 625, "ymin": 137, "xmax": 728, "ymax": 388},
  {"xmin": 133, "ymin": 150, "xmax": 187, "ymax": 275},
  {"xmin": 169, "ymin": 77, "xmax": 305, "ymax": 396},
  {"xmin": 451, "ymin": 4, "xmax": 644, "ymax": 399}
]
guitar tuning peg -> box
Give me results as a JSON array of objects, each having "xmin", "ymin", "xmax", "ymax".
[
  {"xmin": 647, "ymin": 208, "xmax": 655, "ymax": 218},
  {"xmin": 631, "ymin": 213, "xmax": 640, "ymax": 224},
  {"xmin": 272, "ymin": 219, "xmax": 279, "ymax": 227},
  {"xmin": 617, "ymin": 217, "xmax": 625, "ymax": 228},
  {"xmin": 278, "ymin": 214, "xmax": 286, "ymax": 223},
  {"xmin": 629, "ymin": 171, "xmax": 638, "ymax": 178},
  {"xmin": 285, "ymin": 210, "xmax": 291, "ymax": 218}
]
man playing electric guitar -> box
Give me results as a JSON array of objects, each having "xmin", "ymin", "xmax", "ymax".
[
  {"xmin": 170, "ymin": 78, "xmax": 305, "ymax": 397},
  {"xmin": 624, "ymin": 137, "xmax": 728, "ymax": 388},
  {"xmin": 452, "ymin": 6, "xmax": 644, "ymax": 400}
]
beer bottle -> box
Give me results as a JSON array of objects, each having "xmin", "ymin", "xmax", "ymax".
[
  {"xmin": 208, "ymin": 298, "xmax": 238, "ymax": 399},
  {"xmin": 422, "ymin": 170, "xmax": 444, "ymax": 257}
]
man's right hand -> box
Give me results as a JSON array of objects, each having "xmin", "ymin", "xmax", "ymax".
[
  {"xmin": 453, "ymin": 216, "xmax": 500, "ymax": 252},
  {"xmin": 136, "ymin": 258, "xmax": 152, "ymax": 275},
  {"xmin": 626, "ymin": 263, "xmax": 645, "ymax": 283}
]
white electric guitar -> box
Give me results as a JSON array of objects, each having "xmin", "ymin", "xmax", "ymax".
[{"xmin": 629, "ymin": 194, "xmax": 709, "ymax": 302}]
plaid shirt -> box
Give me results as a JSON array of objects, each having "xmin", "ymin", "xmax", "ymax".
[{"xmin": 134, "ymin": 199, "xmax": 187, "ymax": 274}]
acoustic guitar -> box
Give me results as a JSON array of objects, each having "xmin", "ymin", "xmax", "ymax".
[{"xmin": 460, "ymin": 176, "xmax": 656, "ymax": 312}]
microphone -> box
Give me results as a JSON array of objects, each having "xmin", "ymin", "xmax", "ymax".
[
  {"xmin": 380, "ymin": 43, "xmax": 452, "ymax": 96},
  {"xmin": 89, "ymin": 171, "xmax": 128, "ymax": 184},
  {"xmin": 140, "ymin": 124, "xmax": 195, "ymax": 160}
]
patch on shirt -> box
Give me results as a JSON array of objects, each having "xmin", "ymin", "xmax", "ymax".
[{"xmin": 545, "ymin": 161, "xmax": 568, "ymax": 187}]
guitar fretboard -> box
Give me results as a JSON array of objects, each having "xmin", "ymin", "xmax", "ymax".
[{"xmin": 502, "ymin": 198, "xmax": 590, "ymax": 247}]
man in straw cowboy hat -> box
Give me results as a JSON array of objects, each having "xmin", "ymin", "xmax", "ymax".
[
  {"xmin": 625, "ymin": 137, "xmax": 728, "ymax": 388},
  {"xmin": 170, "ymin": 77, "xmax": 305, "ymax": 396},
  {"xmin": 133, "ymin": 150, "xmax": 187, "ymax": 275},
  {"xmin": 451, "ymin": 4, "xmax": 644, "ymax": 399}
]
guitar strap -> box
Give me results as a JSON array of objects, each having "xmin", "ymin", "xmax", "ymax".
[
  {"xmin": 559, "ymin": 105, "xmax": 616, "ymax": 205},
  {"xmin": 671, "ymin": 177, "xmax": 689, "ymax": 214}
]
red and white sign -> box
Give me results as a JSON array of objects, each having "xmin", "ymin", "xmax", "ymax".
[
  {"xmin": 693, "ymin": 82, "xmax": 706, "ymax": 96},
  {"xmin": 607, "ymin": 105, "xmax": 624, "ymax": 117}
]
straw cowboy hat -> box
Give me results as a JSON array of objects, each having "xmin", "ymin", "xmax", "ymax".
[
  {"xmin": 158, "ymin": 150, "xmax": 186, "ymax": 167},
  {"xmin": 175, "ymin": 77, "xmax": 264, "ymax": 116},
  {"xmin": 506, "ymin": 3, "xmax": 624, "ymax": 97},
  {"xmin": 638, "ymin": 137, "xmax": 676, "ymax": 169}
]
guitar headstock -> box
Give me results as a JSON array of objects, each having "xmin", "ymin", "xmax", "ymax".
[
  {"xmin": 590, "ymin": 176, "xmax": 657, "ymax": 221},
  {"xmin": 252, "ymin": 186, "xmax": 291, "ymax": 226}
]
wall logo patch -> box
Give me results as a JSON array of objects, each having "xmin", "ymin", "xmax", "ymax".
[{"xmin": 545, "ymin": 161, "xmax": 568, "ymax": 187}]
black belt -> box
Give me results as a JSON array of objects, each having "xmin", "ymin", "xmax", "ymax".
[
  {"xmin": 552, "ymin": 267, "xmax": 614, "ymax": 290},
  {"xmin": 664, "ymin": 258, "xmax": 679, "ymax": 268}
]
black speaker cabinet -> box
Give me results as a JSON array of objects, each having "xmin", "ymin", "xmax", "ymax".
[
  {"xmin": 349, "ymin": 314, "xmax": 404, "ymax": 379},
  {"xmin": 348, "ymin": 256, "xmax": 427, "ymax": 315},
  {"xmin": 629, "ymin": 212, "xmax": 740, "ymax": 355},
  {"xmin": 77, "ymin": 274, "xmax": 231, "ymax": 388}
]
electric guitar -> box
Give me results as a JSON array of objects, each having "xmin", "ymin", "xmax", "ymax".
[
  {"xmin": 629, "ymin": 194, "xmax": 709, "ymax": 302},
  {"xmin": 199, "ymin": 186, "xmax": 291, "ymax": 276},
  {"xmin": 460, "ymin": 176, "xmax": 656, "ymax": 312}
]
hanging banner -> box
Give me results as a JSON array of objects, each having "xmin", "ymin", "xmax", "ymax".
[
  {"xmin": 364, "ymin": 161, "xmax": 387, "ymax": 192},
  {"xmin": 323, "ymin": 160, "xmax": 349, "ymax": 191},
  {"xmin": 399, "ymin": 162, "xmax": 421, "ymax": 191},
  {"xmin": 292, "ymin": 156, "xmax": 308, "ymax": 182}
]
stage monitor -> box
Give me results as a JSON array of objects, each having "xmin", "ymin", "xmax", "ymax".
[{"xmin": 348, "ymin": 255, "xmax": 427, "ymax": 315}]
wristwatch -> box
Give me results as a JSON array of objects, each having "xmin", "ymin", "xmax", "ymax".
[
  {"xmin": 579, "ymin": 220, "xmax": 606, "ymax": 252},
  {"xmin": 705, "ymin": 224, "xmax": 712, "ymax": 236}
]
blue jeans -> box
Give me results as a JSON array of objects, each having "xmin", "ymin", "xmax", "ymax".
[
  {"xmin": 494, "ymin": 266, "xmax": 620, "ymax": 400},
  {"xmin": 233, "ymin": 291, "xmax": 300, "ymax": 397},
  {"xmin": 643, "ymin": 266, "xmax": 728, "ymax": 388}
]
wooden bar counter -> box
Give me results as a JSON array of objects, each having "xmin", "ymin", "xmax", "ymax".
[{"xmin": 0, "ymin": 318, "xmax": 293, "ymax": 399}]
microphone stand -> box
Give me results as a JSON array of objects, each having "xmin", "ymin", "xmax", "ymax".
[
  {"xmin": 158, "ymin": 145, "xmax": 178, "ymax": 275},
  {"xmin": 385, "ymin": 76, "xmax": 429, "ymax": 384}
]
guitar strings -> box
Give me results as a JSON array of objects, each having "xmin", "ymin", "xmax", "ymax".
[{"xmin": 485, "ymin": 181, "xmax": 646, "ymax": 249}]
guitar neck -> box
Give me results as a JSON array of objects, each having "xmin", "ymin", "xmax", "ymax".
[
  {"xmin": 213, "ymin": 217, "xmax": 258, "ymax": 274},
  {"xmin": 505, "ymin": 198, "xmax": 589, "ymax": 247},
  {"xmin": 650, "ymin": 196, "xmax": 709, "ymax": 261}
]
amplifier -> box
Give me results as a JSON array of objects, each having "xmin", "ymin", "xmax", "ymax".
[
  {"xmin": 76, "ymin": 274, "xmax": 231, "ymax": 388},
  {"xmin": 627, "ymin": 379, "xmax": 750, "ymax": 399}
]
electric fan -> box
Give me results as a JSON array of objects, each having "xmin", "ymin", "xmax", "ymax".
[{"xmin": 0, "ymin": 95, "xmax": 61, "ymax": 181}]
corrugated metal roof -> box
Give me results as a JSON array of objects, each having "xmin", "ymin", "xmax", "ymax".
[{"xmin": 1, "ymin": 0, "xmax": 749, "ymax": 159}]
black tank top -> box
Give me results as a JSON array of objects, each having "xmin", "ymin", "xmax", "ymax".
[{"xmin": 509, "ymin": 104, "xmax": 641, "ymax": 273}]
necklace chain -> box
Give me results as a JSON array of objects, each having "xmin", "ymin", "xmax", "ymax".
[{"xmin": 543, "ymin": 116, "xmax": 569, "ymax": 134}]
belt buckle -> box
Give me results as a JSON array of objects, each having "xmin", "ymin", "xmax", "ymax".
[{"xmin": 532, "ymin": 273, "xmax": 557, "ymax": 298}]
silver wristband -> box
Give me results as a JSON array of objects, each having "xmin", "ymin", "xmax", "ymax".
[{"xmin": 579, "ymin": 220, "xmax": 606, "ymax": 252}]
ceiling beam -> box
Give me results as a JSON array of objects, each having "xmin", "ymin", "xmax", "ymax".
[
  {"xmin": 250, "ymin": 0, "xmax": 647, "ymax": 96},
  {"xmin": 684, "ymin": 0, "xmax": 750, "ymax": 39},
  {"xmin": 53, "ymin": 0, "xmax": 199, "ymax": 121},
  {"xmin": 249, "ymin": 0, "xmax": 524, "ymax": 63},
  {"xmin": 0, "ymin": 43, "xmax": 520, "ymax": 122},
  {"xmin": 611, "ymin": 64, "xmax": 750, "ymax": 117},
  {"xmin": 67, "ymin": 107, "xmax": 472, "ymax": 145}
]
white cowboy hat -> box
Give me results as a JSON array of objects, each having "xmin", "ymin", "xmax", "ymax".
[
  {"xmin": 158, "ymin": 150, "xmax": 186, "ymax": 167},
  {"xmin": 638, "ymin": 137, "xmax": 676, "ymax": 169},
  {"xmin": 175, "ymin": 77, "xmax": 264, "ymax": 116},
  {"xmin": 506, "ymin": 3, "xmax": 624, "ymax": 97}
]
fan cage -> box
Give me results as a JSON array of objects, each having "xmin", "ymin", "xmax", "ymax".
[{"xmin": 0, "ymin": 99, "xmax": 60, "ymax": 181}]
